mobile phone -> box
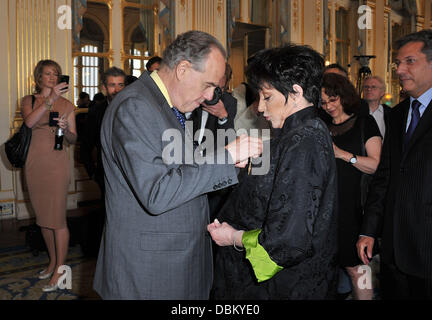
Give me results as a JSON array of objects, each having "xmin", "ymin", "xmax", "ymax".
[
  {"xmin": 49, "ymin": 111, "xmax": 59, "ymax": 127},
  {"xmin": 60, "ymin": 75, "xmax": 69, "ymax": 84}
]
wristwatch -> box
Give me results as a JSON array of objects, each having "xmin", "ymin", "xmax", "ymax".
[{"xmin": 349, "ymin": 154, "xmax": 358, "ymax": 164}]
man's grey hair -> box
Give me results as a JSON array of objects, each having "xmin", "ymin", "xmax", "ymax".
[
  {"xmin": 162, "ymin": 30, "xmax": 227, "ymax": 72},
  {"xmin": 396, "ymin": 29, "xmax": 432, "ymax": 61}
]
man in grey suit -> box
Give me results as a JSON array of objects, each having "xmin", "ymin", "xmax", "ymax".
[{"xmin": 93, "ymin": 31, "xmax": 263, "ymax": 299}]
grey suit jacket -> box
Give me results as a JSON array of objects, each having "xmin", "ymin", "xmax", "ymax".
[{"xmin": 93, "ymin": 72, "xmax": 238, "ymax": 299}]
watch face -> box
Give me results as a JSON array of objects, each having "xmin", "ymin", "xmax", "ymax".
[{"xmin": 350, "ymin": 157, "xmax": 357, "ymax": 164}]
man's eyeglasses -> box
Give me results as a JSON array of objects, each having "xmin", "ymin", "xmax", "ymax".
[{"xmin": 321, "ymin": 97, "xmax": 338, "ymax": 106}]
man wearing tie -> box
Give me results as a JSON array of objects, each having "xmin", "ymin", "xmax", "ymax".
[
  {"xmin": 357, "ymin": 29, "xmax": 432, "ymax": 299},
  {"xmin": 93, "ymin": 31, "xmax": 263, "ymax": 299}
]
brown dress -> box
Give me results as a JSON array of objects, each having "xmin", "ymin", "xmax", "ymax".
[{"xmin": 24, "ymin": 96, "xmax": 75, "ymax": 229}]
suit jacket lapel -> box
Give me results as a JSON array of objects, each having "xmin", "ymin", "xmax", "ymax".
[
  {"xmin": 396, "ymin": 98, "xmax": 410, "ymax": 154},
  {"xmin": 141, "ymin": 72, "xmax": 192, "ymax": 148}
]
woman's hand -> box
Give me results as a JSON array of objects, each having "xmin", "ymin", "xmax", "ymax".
[
  {"xmin": 55, "ymin": 111, "xmax": 77, "ymax": 144},
  {"xmin": 332, "ymin": 142, "xmax": 346, "ymax": 159},
  {"xmin": 55, "ymin": 115, "xmax": 69, "ymax": 130},
  {"xmin": 47, "ymin": 82, "xmax": 69, "ymax": 104},
  {"xmin": 207, "ymin": 219, "xmax": 243, "ymax": 247}
]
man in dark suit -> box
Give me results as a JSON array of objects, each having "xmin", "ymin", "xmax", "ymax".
[
  {"xmin": 84, "ymin": 67, "xmax": 126, "ymax": 195},
  {"xmin": 188, "ymin": 63, "xmax": 237, "ymax": 146},
  {"xmin": 357, "ymin": 29, "xmax": 432, "ymax": 299},
  {"xmin": 187, "ymin": 63, "xmax": 237, "ymax": 218},
  {"xmin": 93, "ymin": 31, "xmax": 263, "ymax": 299}
]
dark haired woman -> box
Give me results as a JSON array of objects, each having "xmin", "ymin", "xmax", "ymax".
[
  {"xmin": 21, "ymin": 60, "xmax": 77, "ymax": 292},
  {"xmin": 321, "ymin": 73, "xmax": 382, "ymax": 299},
  {"xmin": 208, "ymin": 45, "xmax": 339, "ymax": 300}
]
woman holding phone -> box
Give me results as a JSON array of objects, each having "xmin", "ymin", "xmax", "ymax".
[{"xmin": 21, "ymin": 59, "xmax": 77, "ymax": 292}]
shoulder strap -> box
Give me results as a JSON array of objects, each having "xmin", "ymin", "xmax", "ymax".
[{"xmin": 31, "ymin": 95, "xmax": 36, "ymax": 109}]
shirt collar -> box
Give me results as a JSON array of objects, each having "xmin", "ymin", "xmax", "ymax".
[
  {"xmin": 150, "ymin": 70, "xmax": 173, "ymax": 108},
  {"xmin": 370, "ymin": 104, "xmax": 384, "ymax": 115},
  {"xmin": 410, "ymin": 86, "xmax": 432, "ymax": 109}
]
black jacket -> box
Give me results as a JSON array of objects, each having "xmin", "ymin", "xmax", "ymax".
[
  {"xmin": 361, "ymin": 97, "xmax": 432, "ymax": 279},
  {"xmin": 213, "ymin": 107, "xmax": 339, "ymax": 299}
]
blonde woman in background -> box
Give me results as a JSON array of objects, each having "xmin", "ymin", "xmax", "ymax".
[{"xmin": 21, "ymin": 60, "xmax": 77, "ymax": 292}]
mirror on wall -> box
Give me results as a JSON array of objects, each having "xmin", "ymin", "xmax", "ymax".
[
  {"xmin": 123, "ymin": 2, "xmax": 156, "ymax": 76},
  {"xmin": 73, "ymin": 1, "xmax": 110, "ymax": 103}
]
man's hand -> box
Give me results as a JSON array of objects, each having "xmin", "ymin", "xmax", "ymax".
[
  {"xmin": 225, "ymin": 134, "xmax": 263, "ymax": 165},
  {"xmin": 202, "ymin": 100, "xmax": 228, "ymax": 119},
  {"xmin": 357, "ymin": 236, "xmax": 375, "ymax": 265}
]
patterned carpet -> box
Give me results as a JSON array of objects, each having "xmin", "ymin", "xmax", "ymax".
[{"xmin": 0, "ymin": 245, "xmax": 100, "ymax": 300}]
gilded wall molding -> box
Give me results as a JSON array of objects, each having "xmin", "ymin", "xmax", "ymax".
[
  {"xmin": 217, "ymin": 0, "xmax": 223, "ymax": 16},
  {"xmin": 15, "ymin": 0, "xmax": 51, "ymax": 115},
  {"xmin": 316, "ymin": 0, "xmax": 322, "ymax": 36},
  {"xmin": 293, "ymin": 0, "xmax": 298, "ymax": 32}
]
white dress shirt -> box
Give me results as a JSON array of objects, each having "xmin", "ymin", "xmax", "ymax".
[{"xmin": 369, "ymin": 104, "xmax": 386, "ymax": 138}]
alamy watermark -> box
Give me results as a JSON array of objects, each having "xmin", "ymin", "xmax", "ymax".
[
  {"xmin": 58, "ymin": 4, "xmax": 373, "ymax": 31},
  {"xmin": 57, "ymin": 265, "xmax": 72, "ymax": 290},
  {"xmin": 357, "ymin": 5, "xmax": 372, "ymax": 30},
  {"xmin": 162, "ymin": 123, "xmax": 271, "ymax": 175},
  {"xmin": 57, "ymin": 5, "xmax": 72, "ymax": 30},
  {"xmin": 357, "ymin": 265, "xmax": 372, "ymax": 290}
]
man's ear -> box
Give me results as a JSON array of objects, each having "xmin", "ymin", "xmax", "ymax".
[{"xmin": 175, "ymin": 60, "xmax": 191, "ymax": 81}]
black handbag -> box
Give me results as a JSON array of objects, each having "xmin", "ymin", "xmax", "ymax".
[{"xmin": 5, "ymin": 95, "xmax": 35, "ymax": 168}]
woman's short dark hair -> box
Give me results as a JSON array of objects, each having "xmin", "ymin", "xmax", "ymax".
[
  {"xmin": 33, "ymin": 60, "xmax": 62, "ymax": 93},
  {"xmin": 322, "ymin": 73, "xmax": 361, "ymax": 115},
  {"xmin": 245, "ymin": 44, "xmax": 324, "ymax": 106}
]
